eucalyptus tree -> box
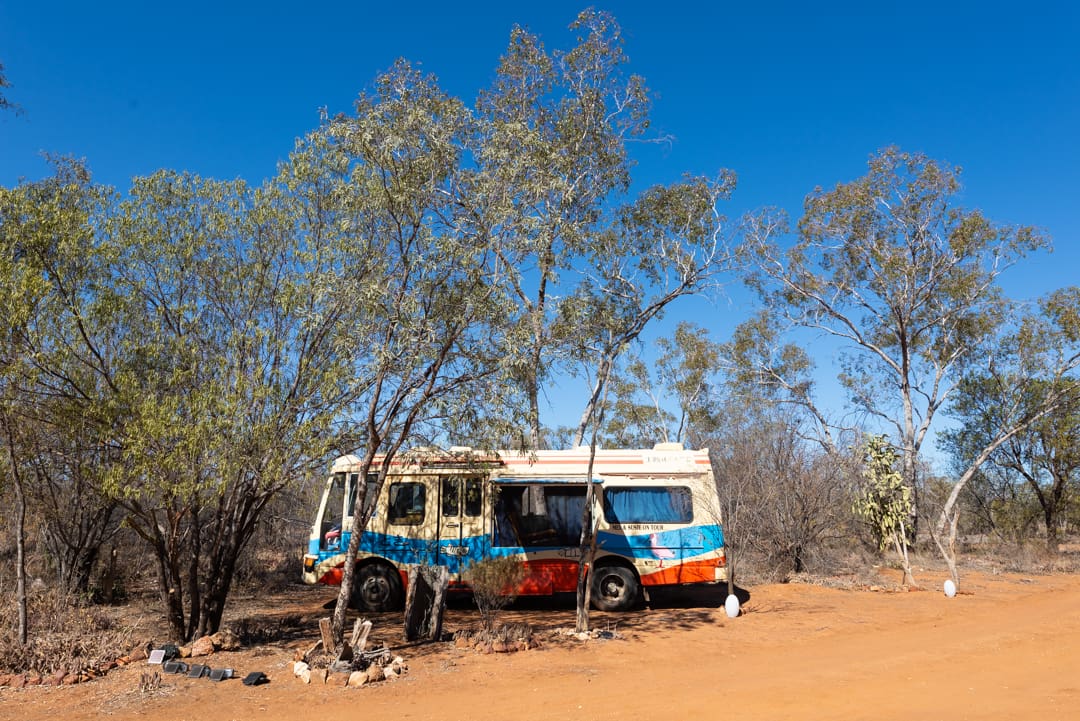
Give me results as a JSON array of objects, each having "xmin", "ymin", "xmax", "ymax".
[
  {"xmin": 312, "ymin": 61, "xmax": 517, "ymax": 645},
  {"xmin": 601, "ymin": 321, "xmax": 723, "ymax": 447},
  {"xmin": 0, "ymin": 165, "xmax": 125, "ymax": 596},
  {"xmin": 0, "ymin": 159, "xmax": 110, "ymax": 640},
  {"xmin": 472, "ymin": 10, "xmax": 653, "ymax": 448},
  {"xmin": 741, "ymin": 148, "xmax": 1048, "ymax": 542},
  {"xmin": 932, "ymin": 289, "xmax": 1080, "ymax": 578},
  {"xmin": 0, "ymin": 170, "xmax": 52, "ymax": 647},
  {"xmin": 84, "ymin": 165, "xmax": 362, "ymax": 640},
  {"xmin": 725, "ymin": 309, "xmax": 840, "ymax": 451},
  {"xmin": 941, "ymin": 375, "xmax": 1080, "ymax": 552},
  {"xmin": 561, "ymin": 172, "xmax": 737, "ymax": 631}
]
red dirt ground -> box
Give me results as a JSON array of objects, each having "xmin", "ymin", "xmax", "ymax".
[{"xmin": 2, "ymin": 569, "xmax": 1077, "ymax": 721}]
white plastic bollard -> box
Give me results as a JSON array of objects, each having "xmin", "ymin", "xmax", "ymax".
[
  {"xmin": 943, "ymin": 579, "xmax": 957, "ymax": 598},
  {"xmin": 724, "ymin": 594, "xmax": 741, "ymax": 618}
]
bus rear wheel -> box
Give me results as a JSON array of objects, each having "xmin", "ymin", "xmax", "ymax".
[
  {"xmin": 591, "ymin": 565, "xmax": 638, "ymax": 611},
  {"xmin": 352, "ymin": 563, "xmax": 403, "ymax": 612}
]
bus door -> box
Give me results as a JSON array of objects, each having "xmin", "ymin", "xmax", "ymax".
[
  {"xmin": 383, "ymin": 477, "xmax": 438, "ymax": 567},
  {"xmin": 437, "ymin": 476, "xmax": 484, "ymax": 578}
]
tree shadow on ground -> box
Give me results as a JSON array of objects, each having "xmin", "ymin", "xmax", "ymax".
[{"xmin": 242, "ymin": 581, "xmax": 754, "ymax": 662}]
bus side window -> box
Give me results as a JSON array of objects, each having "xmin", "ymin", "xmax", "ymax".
[
  {"xmin": 388, "ymin": 482, "xmax": 426, "ymax": 525},
  {"xmin": 603, "ymin": 486, "xmax": 693, "ymax": 524}
]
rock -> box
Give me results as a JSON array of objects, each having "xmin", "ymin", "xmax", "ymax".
[
  {"xmin": 62, "ymin": 674, "xmax": 81, "ymax": 685},
  {"xmin": 51, "ymin": 669, "xmax": 68, "ymax": 685},
  {"xmin": 128, "ymin": 645, "xmax": 148, "ymax": 662},
  {"xmin": 492, "ymin": 641, "xmax": 508, "ymax": 653},
  {"xmin": 9, "ymin": 674, "xmax": 27, "ymax": 688},
  {"xmin": 26, "ymin": 673, "xmax": 42, "ymax": 686},
  {"xmin": 190, "ymin": 636, "xmax": 215, "ymax": 657},
  {"xmin": 382, "ymin": 665, "xmax": 399, "ymax": 680},
  {"xmin": 346, "ymin": 671, "xmax": 368, "ymax": 687},
  {"xmin": 300, "ymin": 669, "xmax": 312, "ymax": 685},
  {"xmin": 178, "ymin": 645, "xmax": 192, "ymax": 658},
  {"xmin": 292, "ymin": 661, "xmax": 309, "ymax": 677},
  {"xmin": 365, "ymin": 665, "xmax": 385, "ymax": 683},
  {"xmin": 312, "ymin": 668, "xmax": 328, "ymax": 684},
  {"xmin": 210, "ymin": 629, "xmax": 241, "ymax": 651}
]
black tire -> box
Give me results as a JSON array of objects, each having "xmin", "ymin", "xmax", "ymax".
[
  {"xmin": 591, "ymin": 565, "xmax": 638, "ymax": 611},
  {"xmin": 351, "ymin": 563, "xmax": 403, "ymax": 612}
]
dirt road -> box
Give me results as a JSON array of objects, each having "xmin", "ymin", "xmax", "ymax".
[{"xmin": 2, "ymin": 570, "xmax": 1077, "ymax": 721}]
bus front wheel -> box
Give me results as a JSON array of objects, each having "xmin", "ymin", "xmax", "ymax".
[
  {"xmin": 591, "ymin": 565, "xmax": 638, "ymax": 611},
  {"xmin": 352, "ymin": 563, "xmax": 403, "ymax": 612}
]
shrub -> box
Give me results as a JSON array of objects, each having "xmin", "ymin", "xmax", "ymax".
[{"xmin": 463, "ymin": 556, "xmax": 526, "ymax": 631}]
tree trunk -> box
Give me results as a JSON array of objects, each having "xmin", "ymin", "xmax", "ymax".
[
  {"xmin": 527, "ymin": 381, "xmax": 543, "ymax": 450},
  {"xmin": 187, "ymin": 512, "xmax": 201, "ymax": 639},
  {"xmin": 14, "ymin": 468, "xmax": 28, "ymax": 646},
  {"xmin": 4, "ymin": 419, "xmax": 29, "ymax": 645},
  {"xmin": 575, "ymin": 373, "xmax": 609, "ymax": 633},
  {"xmin": 1045, "ymin": 505, "xmax": 1060, "ymax": 554},
  {"xmin": 891, "ymin": 523, "xmax": 916, "ymax": 587},
  {"xmin": 574, "ymin": 483, "xmax": 597, "ymax": 634}
]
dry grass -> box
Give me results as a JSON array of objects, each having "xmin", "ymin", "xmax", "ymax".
[{"xmin": 0, "ymin": 587, "xmax": 145, "ymax": 675}]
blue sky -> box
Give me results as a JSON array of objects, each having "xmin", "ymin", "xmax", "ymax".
[{"xmin": 2, "ymin": 1, "xmax": 1078, "ymax": 442}]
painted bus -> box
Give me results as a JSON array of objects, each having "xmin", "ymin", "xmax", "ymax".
[{"xmin": 301, "ymin": 443, "xmax": 726, "ymax": 612}]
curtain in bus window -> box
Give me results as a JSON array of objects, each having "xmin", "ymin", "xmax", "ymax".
[
  {"xmin": 603, "ymin": 487, "xmax": 692, "ymax": 524},
  {"xmin": 544, "ymin": 488, "xmax": 586, "ymax": 544}
]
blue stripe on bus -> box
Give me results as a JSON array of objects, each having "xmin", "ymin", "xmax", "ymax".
[{"xmin": 314, "ymin": 523, "xmax": 723, "ymax": 567}]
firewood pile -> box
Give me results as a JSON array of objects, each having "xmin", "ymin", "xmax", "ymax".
[{"xmin": 292, "ymin": 618, "xmax": 408, "ymax": 688}]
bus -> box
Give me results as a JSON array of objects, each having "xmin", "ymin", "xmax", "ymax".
[{"xmin": 301, "ymin": 443, "xmax": 726, "ymax": 612}]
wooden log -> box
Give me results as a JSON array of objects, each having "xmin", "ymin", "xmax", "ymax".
[
  {"xmin": 351, "ymin": 619, "xmax": 373, "ymax": 653},
  {"xmin": 319, "ymin": 617, "xmax": 337, "ymax": 657},
  {"xmin": 403, "ymin": 566, "xmax": 449, "ymax": 641}
]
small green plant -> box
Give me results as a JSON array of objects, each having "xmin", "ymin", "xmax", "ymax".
[{"xmin": 463, "ymin": 556, "xmax": 526, "ymax": 631}]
